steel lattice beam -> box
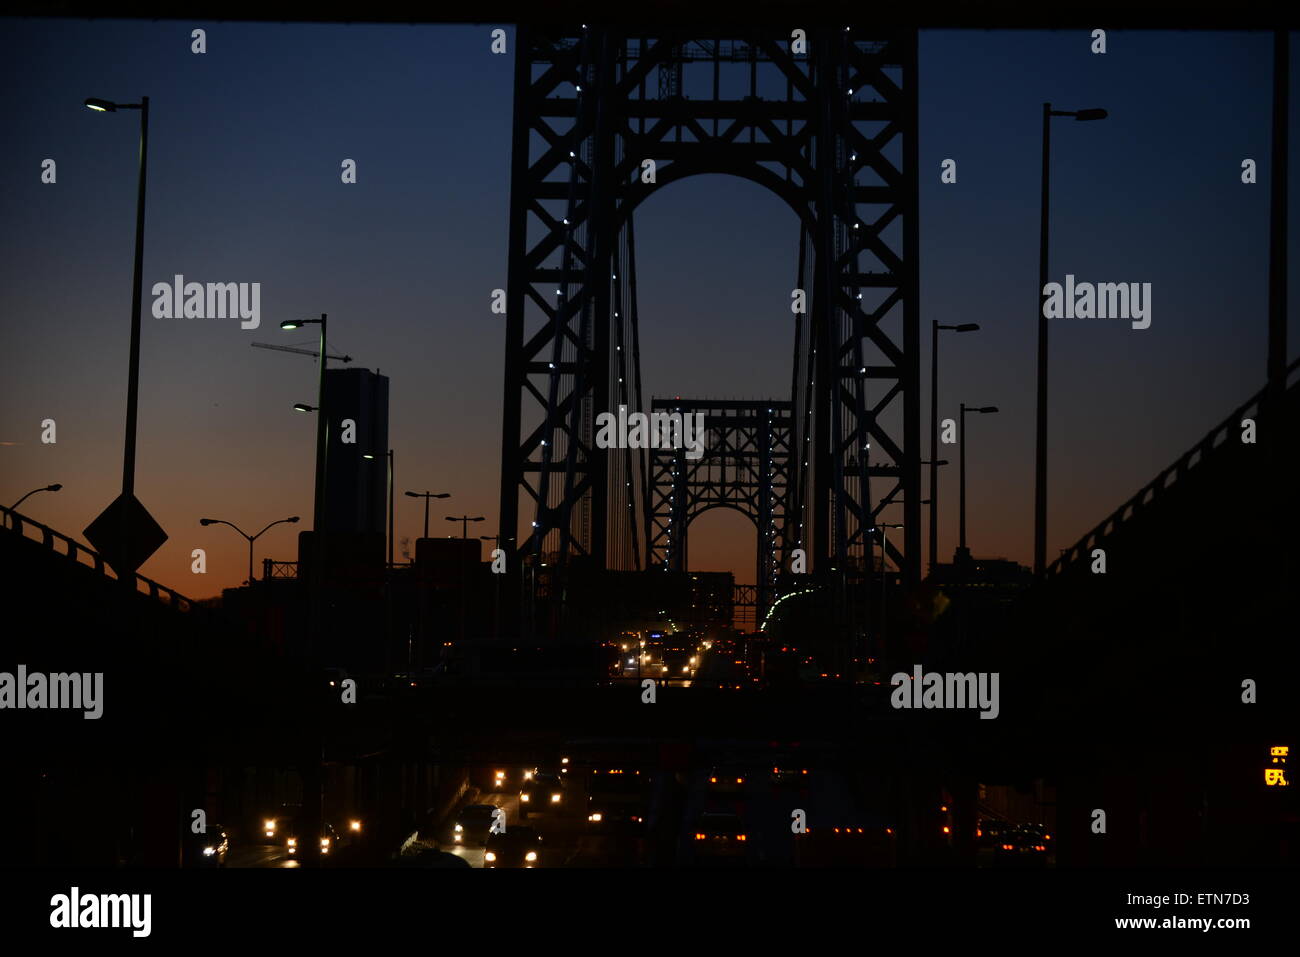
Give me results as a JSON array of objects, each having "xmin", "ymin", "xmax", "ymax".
[
  {"xmin": 500, "ymin": 27, "xmax": 920, "ymax": 633},
  {"xmin": 646, "ymin": 399, "xmax": 792, "ymax": 625}
]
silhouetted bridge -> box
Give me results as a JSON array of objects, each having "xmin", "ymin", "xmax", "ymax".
[{"xmin": 1, "ymin": 361, "xmax": 1295, "ymax": 866}]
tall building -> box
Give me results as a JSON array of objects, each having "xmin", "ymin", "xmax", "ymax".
[{"xmin": 323, "ymin": 367, "xmax": 389, "ymax": 535}]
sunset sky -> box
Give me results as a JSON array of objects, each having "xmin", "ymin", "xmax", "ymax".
[{"xmin": 1, "ymin": 21, "xmax": 1295, "ymax": 597}]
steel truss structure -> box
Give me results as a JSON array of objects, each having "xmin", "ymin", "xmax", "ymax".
[
  {"xmin": 499, "ymin": 27, "xmax": 920, "ymax": 631},
  {"xmin": 647, "ymin": 399, "xmax": 792, "ymax": 624}
]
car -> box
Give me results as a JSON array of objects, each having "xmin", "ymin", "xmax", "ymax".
[
  {"xmin": 770, "ymin": 757, "xmax": 809, "ymax": 786},
  {"xmin": 794, "ymin": 824, "xmax": 895, "ymax": 867},
  {"xmin": 693, "ymin": 811, "xmax": 749, "ymax": 861},
  {"xmin": 663, "ymin": 644, "xmax": 697, "ymax": 678},
  {"xmin": 285, "ymin": 820, "xmax": 338, "ymax": 859},
  {"xmin": 484, "ymin": 825, "xmax": 544, "ymax": 868},
  {"xmin": 519, "ymin": 772, "xmax": 565, "ymax": 818},
  {"xmin": 586, "ymin": 769, "xmax": 649, "ymax": 829},
  {"xmin": 707, "ymin": 767, "xmax": 747, "ymax": 795},
  {"xmin": 453, "ymin": 804, "xmax": 503, "ymax": 846},
  {"xmin": 261, "ymin": 804, "xmax": 301, "ymax": 843},
  {"xmin": 491, "ymin": 767, "xmax": 531, "ymax": 791},
  {"xmin": 977, "ymin": 819, "xmax": 1007, "ymax": 849},
  {"xmin": 186, "ymin": 824, "xmax": 229, "ymax": 867},
  {"xmin": 992, "ymin": 824, "xmax": 1051, "ymax": 866}
]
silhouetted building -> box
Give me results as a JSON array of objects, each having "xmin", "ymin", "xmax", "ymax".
[
  {"xmin": 932, "ymin": 555, "xmax": 1032, "ymax": 590},
  {"xmin": 414, "ymin": 536, "xmax": 481, "ymax": 583},
  {"xmin": 324, "ymin": 367, "xmax": 389, "ymax": 536}
]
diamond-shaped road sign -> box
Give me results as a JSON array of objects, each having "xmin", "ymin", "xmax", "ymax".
[{"xmin": 84, "ymin": 492, "xmax": 168, "ymax": 577}]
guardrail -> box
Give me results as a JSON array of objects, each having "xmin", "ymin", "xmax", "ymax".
[
  {"xmin": 1045, "ymin": 357, "xmax": 1300, "ymax": 578},
  {"xmin": 0, "ymin": 504, "xmax": 200, "ymax": 612}
]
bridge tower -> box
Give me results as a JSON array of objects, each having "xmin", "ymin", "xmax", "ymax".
[
  {"xmin": 498, "ymin": 27, "xmax": 921, "ymax": 632},
  {"xmin": 647, "ymin": 399, "xmax": 793, "ymax": 625}
]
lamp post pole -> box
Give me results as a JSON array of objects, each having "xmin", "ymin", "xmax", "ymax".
[
  {"xmin": 960, "ymin": 403, "xmax": 969, "ymax": 553},
  {"xmin": 959, "ymin": 404, "xmax": 999, "ymax": 561},
  {"xmin": 930, "ymin": 322, "xmax": 979, "ymax": 576},
  {"xmin": 404, "ymin": 491, "xmax": 450, "ymax": 539},
  {"xmin": 447, "ymin": 515, "xmax": 485, "ymax": 540},
  {"xmin": 199, "ymin": 516, "xmax": 300, "ymax": 585},
  {"xmin": 1035, "ymin": 104, "xmax": 1108, "ymax": 575},
  {"xmin": 11, "ymin": 484, "xmax": 62, "ymax": 513},
  {"xmin": 283, "ymin": 313, "xmax": 330, "ymax": 870},
  {"xmin": 387, "ymin": 450, "xmax": 395, "ymax": 568},
  {"xmin": 122, "ymin": 97, "xmax": 149, "ymax": 497},
  {"xmin": 313, "ymin": 315, "xmax": 328, "ymax": 541},
  {"xmin": 1034, "ymin": 103, "xmax": 1052, "ymax": 578}
]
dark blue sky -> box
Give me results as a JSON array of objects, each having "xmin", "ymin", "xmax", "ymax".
[{"xmin": 1, "ymin": 20, "xmax": 1295, "ymax": 593}]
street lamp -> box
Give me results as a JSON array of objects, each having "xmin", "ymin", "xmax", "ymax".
[
  {"xmin": 84, "ymin": 95, "xmax": 149, "ymax": 497},
  {"xmin": 931, "ymin": 322, "xmax": 979, "ymax": 577},
  {"xmin": 405, "ymin": 490, "xmax": 451, "ymax": 539},
  {"xmin": 959, "ymin": 404, "xmax": 999, "ymax": 561},
  {"xmin": 446, "ymin": 515, "xmax": 485, "ymax": 539},
  {"xmin": 281, "ymin": 315, "xmax": 330, "ymax": 868},
  {"xmin": 282, "ymin": 315, "xmax": 329, "ymax": 541},
  {"xmin": 199, "ymin": 515, "xmax": 299, "ymax": 585},
  {"xmin": 1036, "ymin": 104, "xmax": 1107, "ymax": 576},
  {"xmin": 11, "ymin": 483, "xmax": 62, "ymax": 512}
]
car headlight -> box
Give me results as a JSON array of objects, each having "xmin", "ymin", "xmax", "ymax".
[
  {"xmin": 485, "ymin": 851, "xmax": 496, "ymax": 862},
  {"xmin": 525, "ymin": 851, "xmax": 537, "ymax": 862},
  {"xmin": 551, "ymin": 793, "xmax": 561, "ymax": 803},
  {"xmin": 203, "ymin": 846, "xmax": 215, "ymax": 856},
  {"xmin": 588, "ymin": 813, "xmax": 602, "ymax": 822}
]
